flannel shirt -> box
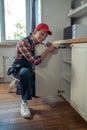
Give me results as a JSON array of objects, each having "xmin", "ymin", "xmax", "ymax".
[{"xmin": 15, "ymin": 36, "xmax": 42, "ymax": 65}]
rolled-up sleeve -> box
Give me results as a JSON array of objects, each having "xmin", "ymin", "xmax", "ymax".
[{"xmin": 16, "ymin": 40, "xmax": 42, "ymax": 65}]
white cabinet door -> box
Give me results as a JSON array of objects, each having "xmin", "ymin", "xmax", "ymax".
[
  {"xmin": 71, "ymin": 43, "xmax": 87, "ymax": 121},
  {"xmin": 84, "ymin": 51, "xmax": 87, "ymax": 116},
  {"xmin": 35, "ymin": 44, "xmax": 61, "ymax": 96}
]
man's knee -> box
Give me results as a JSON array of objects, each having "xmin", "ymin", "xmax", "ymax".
[{"xmin": 19, "ymin": 68, "xmax": 32, "ymax": 77}]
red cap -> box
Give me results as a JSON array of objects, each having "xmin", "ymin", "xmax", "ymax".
[{"xmin": 35, "ymin": 23, "xmax": 52, "ymax": 35}]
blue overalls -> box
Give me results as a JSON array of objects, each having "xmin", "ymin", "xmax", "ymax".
[{"xmin": 7, "ymin": 36, "xmax": 35, "ymax": 100}]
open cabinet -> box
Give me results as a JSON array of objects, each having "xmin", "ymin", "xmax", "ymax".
[{"xmin": 58, "ymin": 45, "xmax": 71, "ymax": 102}]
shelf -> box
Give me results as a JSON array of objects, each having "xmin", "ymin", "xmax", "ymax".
[
  {"xmin": 62, "ymin": 59, "xmax": 71, "ymax": 64},
  {"xmin": 68, "ymin": 3, "xmax": 87, "ymax": 18},
  {"xmin": 62, "ymin": 74, "xmax": 71, "ymax": 82}
]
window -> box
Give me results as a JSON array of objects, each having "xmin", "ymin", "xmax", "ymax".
[
  {"xmin": 35, "ymin": 0, "xmax": 41, "ymax": 26},
  {"xmin": 4, "ymin": 0, "xmax": 26, "ymax": 40},
  {"xmin": 0, "ymin": 0, "xmax": 41, "ymax": 42}
]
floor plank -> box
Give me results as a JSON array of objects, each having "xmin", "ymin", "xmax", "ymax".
[{"xmin": 0, "ymin": 83, "xmax": 87, "ymax": 130}]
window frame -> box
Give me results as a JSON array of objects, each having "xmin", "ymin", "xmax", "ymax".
[{"xmin": 0, "ymin": 0, "xmax": 31, "ymax": 44}]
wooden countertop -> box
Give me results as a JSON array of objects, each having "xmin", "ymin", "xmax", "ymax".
[
  {"xmin": 68, "ymin": 37, "xmax": 87, "ymax": 43},
  {"xmin": 52, "ymin": 37, "xmax": 87, "ymax": 47}
]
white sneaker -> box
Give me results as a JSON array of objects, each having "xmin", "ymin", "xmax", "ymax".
[
  {"xmin": 8, "ymin": 79, "xmax": 17, "ymax": 93},
  {"xmin": 21, "ymin": 102, "xmax": 31, "ymax": 118}
]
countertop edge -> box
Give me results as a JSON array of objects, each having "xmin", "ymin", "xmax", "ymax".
[{"xmin": 53, "ymin": 37, "xmax": 87, "ymax": 45}]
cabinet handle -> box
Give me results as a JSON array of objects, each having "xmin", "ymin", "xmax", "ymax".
[
  {"xmin": 57, "ymin": 90, "xmax": 65, "ymax": 94},
  {"xmin": 70, "ymin": 44, "xmax": 74, "ymax": 47}
]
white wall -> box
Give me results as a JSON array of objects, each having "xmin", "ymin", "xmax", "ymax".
[
  {"xmin": 0, "ymin": 45, "xmax": 16, "ymax": 82},
  {"xmin": 40, "ymin": 0, "xmax": 71, "ymax": 41}
]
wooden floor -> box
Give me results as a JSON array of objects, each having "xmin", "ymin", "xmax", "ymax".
[{"xmin": 0, "ymin": 83, "xmax": 87, "ymax": 130}]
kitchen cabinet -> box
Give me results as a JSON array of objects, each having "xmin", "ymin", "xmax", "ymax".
[
  {"xmin": 68, "ymin": 3, "xmax": 87, "ymax": 17},
  {"xmin": 71, "ymin": 43, "xmax": 87, "ymax": 121},
  {"xmin": 35, "ymin": 44, "xmax": 72, "ymax": 100},
  {"xmin": 58, "ymin": 46, "xmax": 71, "ymax": 102},
  {"xmin": 35, "ymin": 41, "xmax": 87, "ymax": 121},
  {"xmin": 84, "ymin": 57, "xmax": 87, "ymax": 116}
]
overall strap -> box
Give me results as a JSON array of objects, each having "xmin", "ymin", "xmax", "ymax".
[
  {"xmin": 26, "ymin": 36, "xmax": 35, "ymax": 56},
  {"xmin": 26, "ymin": 36, "xmax": 33, "ymax": 46}
]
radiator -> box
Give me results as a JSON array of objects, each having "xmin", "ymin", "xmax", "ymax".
[{"xmin": 0, "ymin": 56, "xmax": 4, "ymax": 78}]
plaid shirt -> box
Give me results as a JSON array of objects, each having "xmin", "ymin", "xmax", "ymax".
[{"xmin": 15, "ymin": 36, "xmax": 42, "ymax": 65}]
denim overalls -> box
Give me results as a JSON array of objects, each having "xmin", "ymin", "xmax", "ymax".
[{"xmin": 7, "ymin": 36, "xmax": 35, "ymax": 100}]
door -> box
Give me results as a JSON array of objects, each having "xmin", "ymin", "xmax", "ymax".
[
  {"xmin": 35, "ymin": 44, "xmax": 61, "ymax": 96},
  {"xmin": 84, "ymin": 50, "xmax": 87, "ymax": 116}
]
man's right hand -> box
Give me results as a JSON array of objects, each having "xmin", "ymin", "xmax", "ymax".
[{"xmin": 47, "ymin": 46, "xmax": 57, "ymax": 52}]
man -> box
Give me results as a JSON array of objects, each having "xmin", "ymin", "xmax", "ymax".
[{"xmin": 7, "ymin": 23, "xmax": 58, "ymax": 118}]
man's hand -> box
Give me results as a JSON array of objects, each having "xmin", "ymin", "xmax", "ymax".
[
  {"xmin": 46, "ymin": 42, "xmax": 53, "ymax": 47},
  {"xmin": 47, "ymin": 46, "xmax": 57, "ymax": 52}
]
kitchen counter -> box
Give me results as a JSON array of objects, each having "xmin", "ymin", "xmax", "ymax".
[
  {"xmin": 53, "ymin": 37, "xmax": 87, "ymax": 47},
  {"xmin": 68, "ymin": 37, "xmax": 87, "ymax": 43}
]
